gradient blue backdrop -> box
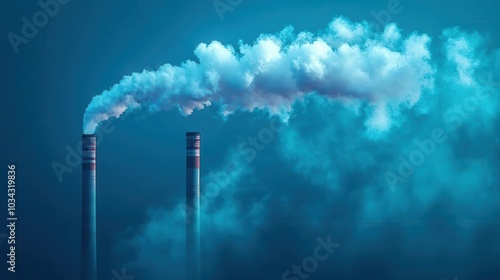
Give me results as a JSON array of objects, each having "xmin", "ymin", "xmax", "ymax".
[{"xmin": 1, "ymin": 0, "xmax": 499, "ymax": 279}]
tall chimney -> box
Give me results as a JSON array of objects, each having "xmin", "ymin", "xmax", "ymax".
[
  {"xmin": 82, "ymin": 134, "xmax": 97, "ymax": 280},
  {"xmin": 186, "ymin": 132, "xmax": 201, "ymax": 280}
]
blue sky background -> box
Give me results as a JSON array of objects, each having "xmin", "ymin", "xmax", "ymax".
[{"xmin": 1, "ymin": 0, "xmax": 499, "ymax": 279}]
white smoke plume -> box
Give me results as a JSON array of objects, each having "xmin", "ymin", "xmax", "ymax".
[{"xmin": 83, "ymin": 17, "xmax": 435, "ymax": 134}]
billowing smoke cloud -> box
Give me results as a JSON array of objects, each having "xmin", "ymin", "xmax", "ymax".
[
  {"xmin": 83, "ymin": 17, "xmax": 435, "ymax": 134},
  {"xmin": 109, "ymin": 17, "xmax": 500, "ymax": 280},
  {"xmin": 271, "ymin": 26, "xmax": 500, "ymax": 279}
]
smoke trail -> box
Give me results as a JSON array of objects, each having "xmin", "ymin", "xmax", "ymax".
[
  {"xmin": 115, "ymin": 150, "xmax": 265, "ymax": 279},
  {"xmin": 83, "ymin": 17, "xmax": 434, "ymax": 134}
]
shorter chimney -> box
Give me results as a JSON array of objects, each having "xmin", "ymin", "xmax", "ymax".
[{"xmin": 186, "ymin": 132, "xmax": 200, "ymax": 280}]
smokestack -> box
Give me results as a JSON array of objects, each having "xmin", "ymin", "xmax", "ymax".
[
  {"xmin": 82, "ymin": 134, "xmax": 97, "ymax": 280},
  {"xmin": 186, "ymin": 132, "xmax": 201, "ymax": 280}
]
